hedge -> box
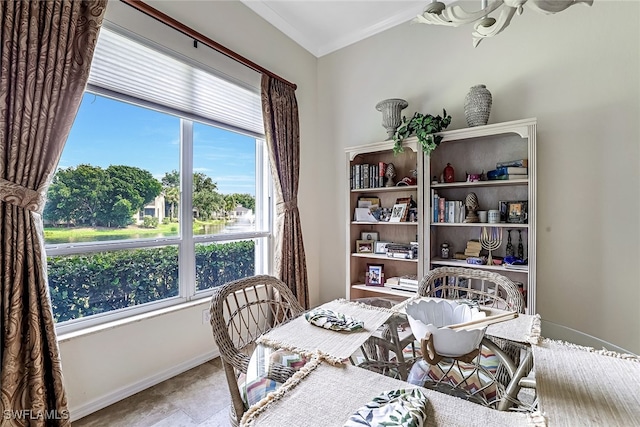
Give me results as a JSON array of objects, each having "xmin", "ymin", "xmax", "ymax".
[{"xmin": 47, "ymin": 240, "xmax": 255, "ymax": 322}]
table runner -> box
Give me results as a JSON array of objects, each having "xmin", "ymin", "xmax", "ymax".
[
  {"xmin": 240, "ymin": 360, "xmax": 543, "ymax": 427},
  {"xmin": 256, "ymin": 299, "xmax": 393, "ymax": 364},
  {"xmin": 533, "ymin": 338, "xmax": 640, "ymax": 426}
]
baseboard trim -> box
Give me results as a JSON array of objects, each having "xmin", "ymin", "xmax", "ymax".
[{"xmin": 69, "ymin": 349, "xmax": 220, "ymax": 422}]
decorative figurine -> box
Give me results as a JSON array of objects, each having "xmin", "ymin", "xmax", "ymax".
[
  {"xmin": 444, "ymin": 163, "xmax": 455, "ymax": 183},
  {"xmin": 465, "ymin": 171, "xmax": 485, "ymax": 182},
  {"xmin": 463, "ymin": 192, "xmax": 479, "ymax": 223},
  {"xmin": 440, "ymin": 242, "xmax": 450, "ymax": 259},
  {"xmin": 385, "ymin": 162, "xmax": 397, "ymax": 187}
]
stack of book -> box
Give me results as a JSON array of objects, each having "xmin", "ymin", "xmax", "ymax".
[
  {"xmin": 487, "ymin": 159, "xmax": 528, "ymax": 181},
  {"xmin": 386, "ymin": 243, "xmax": 416, "ymax": 259},
  {"xmin": 464, "ymin": 240, "xmax": 482, "ymax": 257}
]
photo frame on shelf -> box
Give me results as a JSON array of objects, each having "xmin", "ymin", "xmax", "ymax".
[
  {"xmin": 358, "ymin": 197, "xmax": 380, "ymax": 209},
  {"xmin": 356, "ymin": 240, "xmax": 375, "ymax": 253},
  {"xmin": 395, "ymin": 196, "xmax": 413, "ymax": 221},
  {"xmin": 389, "ymin": 203, "xmax": 407, "ymax": 223},
  {"xmin": 366, "ymin": 263, "xmax": 384, "ymax": 286},
  {"xmin": 507, "ymin": 201, "xmax": 528, "ymax": 224},
  {"xmin": 378, "ymin": 207, "xmax": 392, "ymax": 222},
  {"xmin": 361, "ymin": 231, "xmax": 379, "ymax": 241},
  {"xmin": 374, "ymin": 241, "xmax": 391, "ymax": 254}
]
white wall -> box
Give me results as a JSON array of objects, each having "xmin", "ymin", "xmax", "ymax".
[
  {"xmin": 317, "ymin": 1, "xmax": 640, "ymax": 354},
  {"xmin": 60, "ymin": 0, "xmax": 319, "ymax": 419}
]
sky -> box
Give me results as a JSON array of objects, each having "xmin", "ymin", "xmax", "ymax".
[{"xmin": 60, "ymin": 93, "xmax": 257, "ymax": 196}]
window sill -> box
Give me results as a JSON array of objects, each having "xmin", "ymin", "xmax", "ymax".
[{"xmin": 57, "ymin": 297, "xmax": 211, "ymax": 343}]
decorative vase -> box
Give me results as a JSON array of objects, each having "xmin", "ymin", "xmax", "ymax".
[
  {"xmin": 376, "ymin": 98, "xmax": 408, "ymax": 140},
  {"xmin": 464, "ymin": 85, "xmax": 492, "ymax": 127},
  {"xmin": 443, "ymin": 163, "xmax": 455, "ymax": 183}
]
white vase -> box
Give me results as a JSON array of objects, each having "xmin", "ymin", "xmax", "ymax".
[{"xmin": 464, "ymin": 85, "xmax": 492, "ymax": 127}]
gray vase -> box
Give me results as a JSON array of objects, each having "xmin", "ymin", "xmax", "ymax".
[
  {"xmin": 464, "ymin": 85, "xmax": 492, "ymax": 127},
  {"xmin": 376, "ymin": 98, "xmax": 408, "ymax": 139}
]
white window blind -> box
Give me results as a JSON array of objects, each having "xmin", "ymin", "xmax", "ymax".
[{"xmin": 89, "ymin": 26, "xmax": 264, "ymax": 138}]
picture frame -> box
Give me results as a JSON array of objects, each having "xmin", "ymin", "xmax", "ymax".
[
  {"xmin": 374, "ymin": 241, "xmax": 391, "ymax": 254},
  {"xmin": 356, "ymin": 240, "xmax": 374, "ymax": 253},
  {"xmin": 361, "ymin": 231, "xmax": 379, "ymax": 241},
  {"xmin": 389, "ymin": 203, "xmax": 407, "ymax": 223},
  {"xmin": 366, "ymin": 263, "xmax": 384, "ymax": 286},
  {"xmin": 358, "ymin": 197, "xmax": 380, "ymax": 209},
  {"xmin": 395, "ymin": 196, "xmax": 413, "ymax": 221},
  {"xmin": 378, "ymin": 207, "xmax": 392, "ymax": 222},
  {"xmin": 507, "ymin": 201, "xmax": 528, "ymax": 224}
]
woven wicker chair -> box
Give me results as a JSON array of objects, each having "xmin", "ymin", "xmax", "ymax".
[
  {"xmin": 418, "ymin": 266, "xmax": 525, "ymax": 314},
  {"xmin": 209, "ymin": 275, "xmax": 304, "ymax": 426},
  {"xmin": 414, "ymin": 266, "xmax": 532, "ymax": 410}
]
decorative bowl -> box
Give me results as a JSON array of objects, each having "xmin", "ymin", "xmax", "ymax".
[{"xmin": 405, "ymin": 299, "xmax": 487, "ymax": 357}]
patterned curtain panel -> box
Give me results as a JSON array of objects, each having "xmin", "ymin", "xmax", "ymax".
[
  {"xmin": 0, "ymin": 1, "xmax": 106, "ymax": 425},
  {"xmin": 261, "ymin": 75, "xmax": 309, "ymax": 309}
]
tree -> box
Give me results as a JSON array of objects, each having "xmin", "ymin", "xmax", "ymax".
[
  {"xmin": 162, "ymin": 170, "xmax": 180, "ymax": 220},
  {"xmin": 226, "ymin": 193, "xmax": 255, "ymax": 211},
  {"xmin": 44, "ymin": 164, "xmax": 162, "ymax": 227},
  {"xmin": 111, "ymin": 198, "xmax": 134, "ymax": 228},
  {"xmin": 192, "ymin": 172, "xmax": 223, "ymax": 219},
  {"xmin": 106, "ymin": 165, "xmax": 161, "ymax": 207},
  {"xmin": 44, "ymin": 164, "xmax": 110, "ymax": 226}
]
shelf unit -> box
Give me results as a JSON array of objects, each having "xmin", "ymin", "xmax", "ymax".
[
  {"xmin": 345, "ymin": 140, "xmax": 424, "ymax": 301},
  {"xmin": 423, "ymin": 118, "xmax": 537, "ymax": 313}
]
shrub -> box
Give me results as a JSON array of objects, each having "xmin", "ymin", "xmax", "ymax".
[
  {"xmin": 142, "ymin": 215, "xmax": 159, "ymax": 228},
  {"xmin": 47, "ymin": 240, "xmax": 255, "ymax": 322}
]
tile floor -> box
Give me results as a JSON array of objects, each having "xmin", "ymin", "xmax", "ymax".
[{"xmin": 73, "ymin": 358, "xmax": 232, "ymax": 427}]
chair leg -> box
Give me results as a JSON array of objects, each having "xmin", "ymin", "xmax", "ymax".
[{"xmin": 222, "ymin": 358, "xmax": 245, "ymax": 426}]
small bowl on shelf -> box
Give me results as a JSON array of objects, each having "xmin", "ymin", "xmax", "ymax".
[{"xmin": 405, "ymin": 298, "xmax": 487, "ymax": 358}]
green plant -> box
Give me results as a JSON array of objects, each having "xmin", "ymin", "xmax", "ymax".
[{"xmin": 393, "ymin": 109, "xmax": 452, "ymax": 155}]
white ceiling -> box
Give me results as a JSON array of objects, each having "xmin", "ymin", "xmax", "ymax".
[{"xmin": 240, "ymin": 1, "xmax": 429, "ymax": 57}]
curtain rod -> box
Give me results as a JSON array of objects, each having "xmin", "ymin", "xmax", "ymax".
[{"xmin": 119, "ymin": 0, "xmax": 297, "ymax": 90}]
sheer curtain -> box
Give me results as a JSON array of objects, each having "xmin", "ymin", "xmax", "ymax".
[
  {"xmin": 261, "ymin": 75, "xmax": 309, "ymax": 309},
  {"xmin": 0, "ymin": 1, "xmax": 106, "ymax": 425}
]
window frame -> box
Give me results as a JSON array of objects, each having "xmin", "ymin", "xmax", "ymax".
[{"xmin": 47, "ymin": 89, "xmax": 272, "ymax": 335}]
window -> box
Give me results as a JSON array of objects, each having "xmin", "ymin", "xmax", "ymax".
[{"xmin": 44, "ymin": 26, "xmax": 271, "ymax": 332}]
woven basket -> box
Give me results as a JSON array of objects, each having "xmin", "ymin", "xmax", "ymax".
[{"xmin": 464, "ymin": 84, "xmax": 492, "ymax": 127}]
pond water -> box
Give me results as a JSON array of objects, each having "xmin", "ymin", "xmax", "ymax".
[{"xmin": 45, "ymin": 219, "xmax": 256, "ymax": 245}]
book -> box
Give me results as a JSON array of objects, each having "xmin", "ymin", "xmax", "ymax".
[
  {"xmin": 438, "ymin": 197, "xmax": 445, "ymax": 223},
  {"xmin": 362, "ymin": 164, "xmax": 369, "ymax": 188},
  {"xmin": 496, "ymin": 159, "xmax": 528, "ymax": 168},
  {"xmin": 432, "ymin": 190, "xmax": 439, "ymax": 223},
  {"xmin": 446, "ymin": 201, "xmax": 455, "ymax": 223},
  {"xmin": 487, "ymin": 167, "xmax": 527, "ymax": 179},
  {"xmin": 488, "ymin": 174, "xmax": 528, "ymax": 181}
]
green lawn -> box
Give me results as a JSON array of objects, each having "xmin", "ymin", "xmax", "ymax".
[{"xmin": 44, "ymin": 219, "xmax": 228, "ymax": 244}]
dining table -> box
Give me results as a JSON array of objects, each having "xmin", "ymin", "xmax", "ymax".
[{"xmin": 238, "ymin": 297, "xmax": 640, "ymax": 427}]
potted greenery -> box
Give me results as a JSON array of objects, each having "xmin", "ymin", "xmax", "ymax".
[{"xmin": 392, "ymin": 109, "xmax": 452, "ymax": 155}]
